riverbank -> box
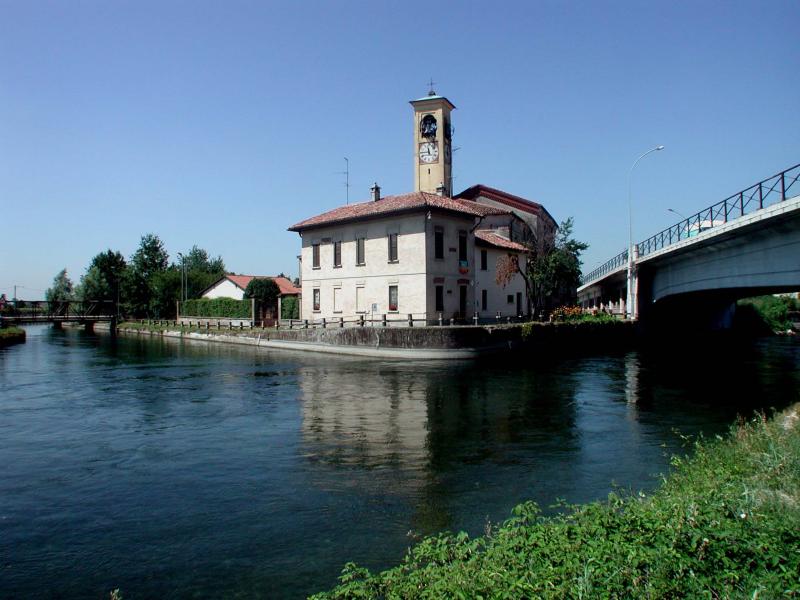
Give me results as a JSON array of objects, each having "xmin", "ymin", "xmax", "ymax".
[
  {"xmin": 113, "ymin": 319, "xmax": 637, "ymax": 359},
  {"xmin": 312, "ymin": 404, "xmax": 800, "ymax": 599},
  {"xmin": 0, "ymin": 326, "xmax": 25, "ymax": 346}
]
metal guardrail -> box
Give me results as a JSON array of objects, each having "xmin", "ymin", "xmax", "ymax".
[
  {"xmin": 139, "ymin": 312, "xmax": 531, "ymax": 331},
  {"xmin": 581, "ymin": 249, "xmax": 629, "ymax": 286},
  {"xmin": 581, "ymin": 162, "xmax": 800, "ymax": 285},
  {"xmin": 637, "ymin": 163, "xmax": 799, "ymax": 258},
  {"xmin": 281, "ymin": 312, "xmax": 528, "ymax": 328},
  {"xmin": 0, "ymin": 300, "xmax": 117, "ymax": 322}
]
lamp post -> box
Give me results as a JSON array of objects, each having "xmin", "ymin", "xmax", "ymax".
[
  {"xmin": 667, "ymin": 207, "xmax": 686, "ymax": 220},
  {"xmin": 626, "ymin": 145, "xmax": 664, "ymax": 320},
  {"xmin": 177, "ymin": 252, "xmax": 185, "ymax": 304}
]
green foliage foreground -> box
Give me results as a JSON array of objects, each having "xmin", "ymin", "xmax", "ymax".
[
  {"xmin": 312, "ymin": 406, "xmax": 800, "ymax": 599},
  {"xmin": 0, "ymin": 326, "xmax": 25, "ymax": 345},
  {"xmin": 739, "ymin": 295, "xmax": 800, "ymax": 333}
]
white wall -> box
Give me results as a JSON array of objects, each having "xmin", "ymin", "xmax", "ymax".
[
  {"xmin": 298, "ymin": 213, "xmax": 428, "ymax": 320},
  {"xmin": 475, "ymin": 247, "xmax": 527, "ymax": 318},
  {"xmin": 202, "ymin": 279, "xmax": 245, "ymax": 300},
  {"xmin": 294, "ymin": 209, "xmax": 529, "ymax": 321},
  {"xmin": 424, "ymin": 212, "xmax": 478, "ymax": 318}
]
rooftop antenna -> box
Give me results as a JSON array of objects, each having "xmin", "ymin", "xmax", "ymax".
[{"xmin": 336, "ymin": 157, "xmax": 350, "ymax": 204}]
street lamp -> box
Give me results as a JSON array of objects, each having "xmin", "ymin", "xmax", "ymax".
[
  {"xmin": 177, "ymin": 252, "xmax": 185, "ymax": 304},
  {"xmin": 626, "ymin": 145, "xmax": 665, "ymax": 320},
  {"xmin": 667, "ymin": 207, "xmax": 686, "ymax": 220}
]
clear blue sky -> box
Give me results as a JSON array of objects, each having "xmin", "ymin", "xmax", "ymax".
[{"xmin": 2, "ymin": 1, "xmax": 798, "ymax": 298}]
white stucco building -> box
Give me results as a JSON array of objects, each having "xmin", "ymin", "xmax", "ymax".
[{"xmin": 287, "ymin": 90, "xmax": 556, "ymax": 323}]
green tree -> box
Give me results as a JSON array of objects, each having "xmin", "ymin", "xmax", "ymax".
[
  {"xmin": 497, "ymin": 217, "xmax": 588, "ymax": 317},
  {"xmin": 149, "ymin": 268, "xmax": 182, "ymax": 318},
  {"xmin": 179, "ymin": 245, "xmax": 226, "ymax": 299},
  {"xmin": 183, "ymin": 245, "xmax": 225, "ymax": 274},
  {"xmin": 245, "ymin": 278, "xmax": 280, "ymax": 323},
  {"xmin": 126, "ymin": 234, "xmax": 169, "ymax": 317},
  {"xmin": 45, "ymin": 269, "xmax": 74, "ymax": 303},
  {"xmin": 131, "ymin": 234, "xmax": 169, "ymax": 281},
  {"xmin": 75, "ymin": 250, "xmax": 127, "ymax": 304}
]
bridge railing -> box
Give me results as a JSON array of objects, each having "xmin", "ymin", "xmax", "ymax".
[
  {"xmin": 637, "ymin": 162, "xmax": 800, "ymax": 259},
  {"xmin": 581, "ymin": 248, "xmax": 629, "ymax": 286},
  {"xmin": 581, "ymin": 162, "xmax": 800, "ymax": 285},
  {"xmin": 1, "ymin": 300, "xmax": 117, "ymax": 320}
]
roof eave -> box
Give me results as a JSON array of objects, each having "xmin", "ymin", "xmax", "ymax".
[{"xmin": 288, "ymin": 203, "xmax": 488, "ymax": 233}]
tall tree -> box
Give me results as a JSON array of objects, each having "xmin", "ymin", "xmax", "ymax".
[
  {"xmin": 183, "ymin": 245, "xmax": 225, "ymax": 273},
  {"xmin": 131, "ymin": 234, "xmax": 169, "ymax": 281},
  {"xmin": 497, "ymin": 217, "xmax": 588, "ymax": 317},
  {"xmin": 75, "ymin": 250, "xmax": 127, "ymax": 303},
  {"xmin": 126, "ymin": 234, "xmax": 169, "ymax": 317},
  {"xmin": 180, "ymin": 245, "xmax": 226, "ymax": 299},
  {"xmin": 524, "ymin": 217, "xmax": 589, "ymax": 314},
  {"xmin": 45, "ymin": 269, "xmax": 74, "ymax": 303}
]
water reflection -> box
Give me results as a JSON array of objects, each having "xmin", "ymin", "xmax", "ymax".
[{"xmin": 0, "ymin": 327, "xmax": 797, "ymax": 599}]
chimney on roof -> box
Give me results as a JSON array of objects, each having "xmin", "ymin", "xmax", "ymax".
[
  {"xmin": 370, "ymin": 182, "xmax": 381, "ymax": 201},
  {"xmin": 436, "ymin": 182, "xmax": 446, "ymax": 197}
]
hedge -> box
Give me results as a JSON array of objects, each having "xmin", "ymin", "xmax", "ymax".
[
  {"xmin": 281, "ymin": 296, "xmax": 299, "ymax": 320},
  {"xmin": 181, "ymin": 298, "xmax": 251, "ymax": 319}
]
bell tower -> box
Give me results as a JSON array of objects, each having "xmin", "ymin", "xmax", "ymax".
[{"xmin": 410, "ymin": 85, "xmax": 455, "ymax": 196}]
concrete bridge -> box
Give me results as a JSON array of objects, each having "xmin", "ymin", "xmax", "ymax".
[{"xmin": 578, "ymin": 163, "xmax": 800, "ymax": 330}]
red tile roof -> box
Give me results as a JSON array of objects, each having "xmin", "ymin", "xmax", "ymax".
[
  {"xmin": 474, "ymin": 230, "xmax": 528, "ymax": 252},
  {"xmin": 288, "ymin": 191, "xmax": 507, "ymax": 232},
  {"xmin": 455, "ymin": 184, "xmax": 556, "ymax": 226},
  {"xmin": 222, "ymin": 275, "xmax": 300, "ymax": 295}
]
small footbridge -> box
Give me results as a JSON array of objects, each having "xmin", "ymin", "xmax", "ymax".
[
  {"xmin": 578, "ymin": 162, "xmax": 800, "ymax": 330},
  {"xmin": 1, "ymin": 300, "xmax": 117, "ymax": 330}
]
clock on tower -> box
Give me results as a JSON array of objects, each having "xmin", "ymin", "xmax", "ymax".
[{"xmin": 410, "ymin": 87, "xmax": 455, "ymax": 196}]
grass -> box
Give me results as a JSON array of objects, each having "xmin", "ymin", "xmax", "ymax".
[
  {"xmin": 311, "ymin": 405, "xmax": 800, "ymax": 599},
  {"xmin": 0, "ymin": 326, "xmax": 25, "ymax": 345}
]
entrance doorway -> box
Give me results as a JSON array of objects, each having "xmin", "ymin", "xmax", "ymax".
[
  {"xmin": 516, "ymin": 292, "xmax": 522, "ymax": 317},
  {"xmin": 459, "ymin": 286, "xmax": 467, "ymax": 319}
]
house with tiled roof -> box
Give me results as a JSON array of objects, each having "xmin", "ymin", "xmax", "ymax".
[
  {"xmin": 201, "ymin": 274, "xmax": 300, "ymax": 318},
  {"xmin": 287, "ymin": 90, "xmax": 556, "ymax": 322}
]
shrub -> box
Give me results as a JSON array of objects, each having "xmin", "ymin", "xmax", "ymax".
[
  {"xmin": 281, "ymin": 295, "xmax": 299, "ymax": 320},
  {"xmin": 0, "ymin": 326, "xmax": 25, "ymax": 345},
  {"xmin": 245, "ymin": 278, "xmax": 280, "ymax": 304},
  {"xmin": 312, "ymin": 406, "xmax": 800, "ymax": 599},
  {"xmin": 739, "ymin": 295, "xmax": 799, "ymax": 332},
  {"xmin": 181, "ymin": 298, "xmax": 251, "ymax": 319}
]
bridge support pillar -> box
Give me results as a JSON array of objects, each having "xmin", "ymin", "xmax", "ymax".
[
  {"xmin": 52, "ymin": 321, "xmax": 63, "ymax": 330},
  {"xmin": 84, "ymin": 322, "xmax": 94, "ymax": 333}
]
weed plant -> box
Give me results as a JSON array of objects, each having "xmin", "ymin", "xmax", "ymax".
[{"xmin": 312, "ymin": 407, "xmax": 800, "ymax": 599}]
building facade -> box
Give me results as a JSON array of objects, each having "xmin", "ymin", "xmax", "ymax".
[{"xmin": 288, "ymin": 91, "xmax": 555, "ymax": 323}]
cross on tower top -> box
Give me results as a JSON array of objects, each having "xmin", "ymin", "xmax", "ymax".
[{"xmin": 427, "ymin": 78, "xmax": 437, "ymax": 96}]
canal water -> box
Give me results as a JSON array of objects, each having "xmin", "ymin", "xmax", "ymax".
[{"xmin": 1, "ymin": 326, "xmax": 798, "ymax": 599}]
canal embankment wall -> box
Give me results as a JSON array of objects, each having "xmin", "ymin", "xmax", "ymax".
[{"xmin": 107, "ymin": 320, "xmax": 637, "ymax": 359}]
